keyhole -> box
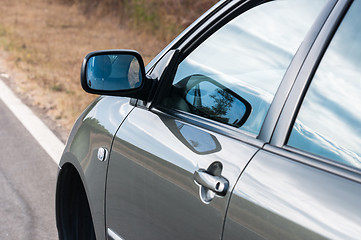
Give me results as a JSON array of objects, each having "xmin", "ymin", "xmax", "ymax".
[{"xmin": 215, "ymin": 182, "xmax": 220, "ymax": 190}]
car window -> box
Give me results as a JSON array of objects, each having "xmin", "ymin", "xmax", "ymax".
[
  {"xmin": 288, "ymin": 1, "xmax": 361, "ymax": 169},
  {"xmin": 161, "ymin": 0, "xmax": 328, "ymax": 135}
]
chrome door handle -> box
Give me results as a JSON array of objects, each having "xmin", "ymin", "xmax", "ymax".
[{"xmin": 193, "ymin": 170, "xmax": 228, "ymax": 196}]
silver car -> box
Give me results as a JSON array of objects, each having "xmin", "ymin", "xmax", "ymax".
[{"xmin": 56, "ymin": 0, "xmax": 361, "ymax": 239}]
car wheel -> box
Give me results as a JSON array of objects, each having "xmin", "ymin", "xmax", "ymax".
[{"xmin": 56, "ymin": 164, "xmax": 96, "ymax": 240}]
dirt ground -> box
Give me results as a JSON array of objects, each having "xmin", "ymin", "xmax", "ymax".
[{"xmin": 0, "ymin": 0, "xmax": 166, "ymax": 137}]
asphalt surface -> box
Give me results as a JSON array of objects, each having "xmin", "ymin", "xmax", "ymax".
[{"xmin": 0, "ymin": 98, "xmax": 59, "ymax": 239}]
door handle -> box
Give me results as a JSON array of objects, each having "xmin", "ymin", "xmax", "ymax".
[{"xmin": 193, "ymin": 170, "xmax": 229, "ymax": 196}]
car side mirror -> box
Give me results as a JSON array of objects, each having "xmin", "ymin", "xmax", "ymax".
[{"xmin": 81, "ymin": 50, "xmax": 151, "ymax": 100}]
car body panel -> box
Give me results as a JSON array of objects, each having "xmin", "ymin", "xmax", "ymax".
[
  {"xmin": 222, "ymin": 1, "xmax": 361, "ymax": 239},
  {"xmin": 58, "ymin": 96, "xmax": 134, "ymax": 239},
  {"xmin": 223, "ymin": 149, "xmax": 361, "ymax": 240},
  {"xmin": 105, "ymin": 107, "xmax": 262, "ymax": 240}
]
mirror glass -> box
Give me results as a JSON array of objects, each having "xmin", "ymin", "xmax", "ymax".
[
  {"xmin": 86, "ymin": 54, "xmax": 142, "ymax": 91},
  {"xmin": 184, "ymin": 75, "xmax": 251, "ymax": 127}
]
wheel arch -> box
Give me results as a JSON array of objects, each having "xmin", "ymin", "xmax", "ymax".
[{"xmin": 56, "ymin": 157, "xmax": 96, "ymax": 240}]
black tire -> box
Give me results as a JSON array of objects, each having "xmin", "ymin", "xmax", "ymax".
[{"xmin": 56, "ymin": 165, "xmax": 96, "ymax": 240}]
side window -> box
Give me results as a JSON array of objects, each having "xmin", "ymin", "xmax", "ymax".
[
  {"xmin": 288, "ymin": 1, "xmax": 361, "ymax": 169},
  {"xmin": 161, "ymin": 0, "xmax": 328, "ymax": 135}
]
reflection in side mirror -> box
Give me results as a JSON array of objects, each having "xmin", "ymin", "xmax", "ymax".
[
  {"xmin": 86, "ymin": 53, "xmax": 143, "ymax": 91},
  {"xmin": 176, "ymin": 121, "xmax": 221, "ymax": 155},
  {"xmin": 161, "ymin": 117, "xmax": 222, "ymax": 155},
  {"xmin": 183, "ymin": 75, "xmax": 251, "ymax": 128}
]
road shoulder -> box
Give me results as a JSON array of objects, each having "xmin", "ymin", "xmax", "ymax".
[{"xmin": 0, "ymin": 76, "xmax": 64, "ymax": 164}]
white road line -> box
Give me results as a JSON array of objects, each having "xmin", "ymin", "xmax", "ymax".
[{"xmin": 0, "ymin": 77, "xmax": 64, "ymax": 165}]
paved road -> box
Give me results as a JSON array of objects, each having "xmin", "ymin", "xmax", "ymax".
[{"xmin": 0, "ymin": 98, "xmax": 59, "ymax": 240}]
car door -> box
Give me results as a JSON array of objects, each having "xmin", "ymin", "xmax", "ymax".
[
  {"xmin": 105, "ymin": 0, "xmax": 331, "ymax": 239},
  {"xmin": 223, "ymin": 0, "xmax": 361, "ymax": 239}
]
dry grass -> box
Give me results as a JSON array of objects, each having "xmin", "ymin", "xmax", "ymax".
[
  {"xmin": 56, "ymin": 0, "xmax": 218, "ymax": 42},
  {"xmin": 0, "ymin": 0, "xmax": 169, "ymax": 132}
]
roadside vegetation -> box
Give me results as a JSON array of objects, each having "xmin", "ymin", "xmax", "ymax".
[
  {"xmin": 0, "ymin": 0, "xmax": 216, "ymax": 133},
  {"xmin": 58, "ymin": 0, "xmax": 218, "ymax": 42}
]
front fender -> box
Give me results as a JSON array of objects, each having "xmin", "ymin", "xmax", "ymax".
[{"xmin": 58, "ymin": 96, "xmax": 134, "ymax": 239}]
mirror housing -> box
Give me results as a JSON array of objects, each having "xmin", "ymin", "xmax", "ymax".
[{"xmin": 81, "ymin": 50, "xmax": 154, "ymax": 101}]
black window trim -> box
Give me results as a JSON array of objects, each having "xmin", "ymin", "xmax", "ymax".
[
  {"xmin": 145, "ymin": 0, "xmax": 231, "ymax": 73},
  {"xmin": 148, "ymin": 0, "xmax": 338, "ymax": 145},
  {"xmin": 268, "ymin": 0, "xmax": 359, "ymax": 176},
  {"xmin": 264, "ymin": 144, "xmax": 361, "ymax": 184},
  {"xmin": 148, "ymin": 0, "xmax": 268, "ymax": 109},
  {"xmin": 271, "ymin": 0, "xmax": 351, "ymax": 147},
  {"xmin": 143, "ymin": 0, "xmax": 274, "ymax": 146},
  {"xmin": 176, "ymin": 0, "xmax": 270, "ymax": 61},
  {"xmin": 152, "ymin": 107, "xmax": 265, "ymax": 148},
  {"xmin": 258, "ymin": 0, "xmax": 338, "ymax": 142}
]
